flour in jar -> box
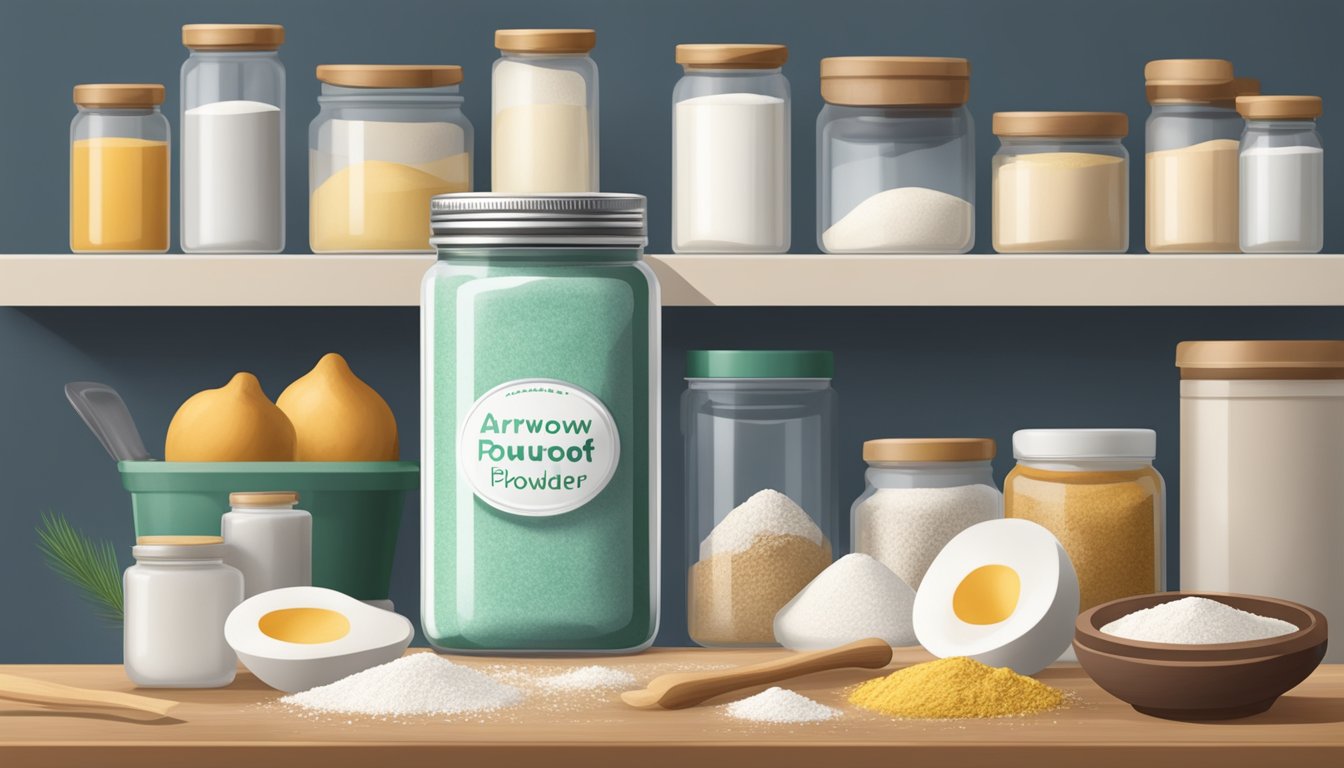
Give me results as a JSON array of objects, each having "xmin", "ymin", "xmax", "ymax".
[
  {"xmin": 182, "ymin": 100, "xmax": 284, "ymax": 252},
  {"xmin": 854, "ymin": 484, "xmax": 1002, "ymax": 590},
  {"xmin": 821, "ymin": 187, "xmax": 973, "ymax": 253},
  {"xmin": 493, "ymin": 60, "xmax": 593, "ymax": 192}
]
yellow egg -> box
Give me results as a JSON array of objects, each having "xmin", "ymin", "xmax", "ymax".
[
  {"xmin": 277, "ymin": 353, "xmax": 399, "ymax": 462},
  {"xmin": 164, "ymin": 372, "xmax": 296, "ymax": 462}
]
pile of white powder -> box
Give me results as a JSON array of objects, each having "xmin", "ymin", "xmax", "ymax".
[
  {"xmin": 725, "ymin": 687, "xmax": 840, "ymax": 723},
  {"xmin": 822, "ymin": 186, "xmax": 973, "ymax": 253},
  {"xmin": 281, "ymin": 653, "xmax": 523, "ymax": 717},
  {"xmin": 773, "ymin": 553, "xmax": 916, "ymax": 650},
  {"xmin": 1101, "ymin": 597, "xmax": 1299, "ymax": 644},
  {"xmin": 535, "ymin": 665, "xmax": 636, "ymax": 692},
  {"xmin": 853, "ymin": 485, "xmax": 1003, "ymax": 590},
  {"xmin": 699, "ymin": 489, "xmax": 824, "ymax": 560}
]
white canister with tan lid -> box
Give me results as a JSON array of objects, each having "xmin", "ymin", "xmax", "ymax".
[{"xmin": 221, "ymin": 491, "xmax": 312, "ymax": 598}]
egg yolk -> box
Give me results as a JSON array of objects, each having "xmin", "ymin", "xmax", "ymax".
[
  {"xmin": 953, "ymin": 564, "xmax": 1021, "ymax": 625},
  {"xmin": 258, "ymin": 607, "xmax": 351, "ymax": 644}
]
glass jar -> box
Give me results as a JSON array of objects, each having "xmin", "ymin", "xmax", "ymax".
[
  {"xmin": 492, "ymin": 29, "xmax": 598, "ymax": 193},
  {"xmin": 1144, "ymin": 59, "xmax": 1241, "ymax": 253},
  {"xmin": 69, "ymin": 84, "xmax": 170, "ymax": 253},
  {"xmin": 993, "ymin": 112, "xmax": 1129, "ymax": 253},
  {"xmin": 309, "ymin": 65, "xmax": 473, "ymax": 254},
  {"xmin": 422, "ymin": 193, "xmax": 657, "ymax": 653},
  {"xmin": 683, "ymin": 350, "xmax": 837, "ymax": 647},
  {"xmin": 180, "ymin": 24, "xmax": 286, "ymax": 253},
  {"xmin": 673, "ymin": 44, "xmax": 790, "ymax": 254},
  {"xmin": 817, "ymin": 56, "xmax": 974, "ymax": 254},
  {"xmin": 851, "ymin": 438, "xmax": 1002, "ymax": 591},
  {"xmin": 124, "ymin": 536, "xmax": 243, "ymax": 688},
  {"xmin": 1236, "ymin": 96, "xmax": 1324, "ymax": 254},
  {"xmin": 221, "ymin": 491, "xmax": 311, "ymax": 599},
  {"xmin": 1004, "ymin": 429, "xmax": 1165, "ymax": 613}
]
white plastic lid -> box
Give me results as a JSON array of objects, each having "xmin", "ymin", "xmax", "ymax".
[{"xmin": 1012, "ymin": 429, "xmax": 1155, "ymax": 460}]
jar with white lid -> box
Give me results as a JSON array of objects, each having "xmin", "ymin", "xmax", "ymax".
[
  {"xmin": 1144, "ymin": 59, "xmax": 1241, "ymax": 253},
  {"xmin": 180, "ymin": 23, "xmax": 286, "ymax": 253},
  {"xmin": 310, "ymin": 65, "xmax": 473, "ymax": 253},
  {"xmin": 817, "ymin": 57, "xmax": 974, "ymax": 254},
  {"xmin": 993, "ymin": 112, "xmax": 1130, "ymax": 253},
  {"xmin": 1236, "ymin": 96, "xmax": 1324, "ymax": 253},
  {"xmin": 492, "ymin": 29, "xmax": 598, "ymax": 193},
  {"xmin": 851, "ymin": 438, "xmax": 1003, "ymax": 591},
  {"xmin": 124, "ymin": 536, "xmax": 243, "ymax": 688},
  {"xmin": 1177, "ymin": 341, "xmax": 1344, "ymax": 662},
  {"xmin": 221, "ymin": 491, "xmax": 311, "ymax": 598},
  {"xmin": 673, "ymin": 44, "xmax": 790, "ymax": 254}
]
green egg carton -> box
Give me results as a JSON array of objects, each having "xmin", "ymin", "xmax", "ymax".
[{"xmin": 118, "ymin": 461, "xmax": 418, "ymax": 601}]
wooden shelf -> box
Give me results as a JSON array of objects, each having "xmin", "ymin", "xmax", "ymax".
[
  {"xmin": 2, "ymin": 253, "xmax": 1343, "ymax": 307},
  {"xmin": 1, "ymin": 648, "xmax": 1341, "ymax": 767}
]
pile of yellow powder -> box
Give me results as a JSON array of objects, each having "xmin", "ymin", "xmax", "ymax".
[{"xmin": 850, "ymin": 657, "xmax": 1064, "ymax": 719}]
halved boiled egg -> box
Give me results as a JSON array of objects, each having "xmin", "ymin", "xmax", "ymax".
[
  {"xmin": 225, "ymin": 586, "xmax": 413, "ymax": 692},
  {"xmin": 913, "ymin": 519, "xmax": 1079, "ymax": 675}
]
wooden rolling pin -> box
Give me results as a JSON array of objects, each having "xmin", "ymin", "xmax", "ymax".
[
  {"xmin": 621, "ymin": 637, "xmax": 892, "ymax": 710},
  {"xmin": 0, "ymin": 673, "xmax": 179, "ymax": 719}
]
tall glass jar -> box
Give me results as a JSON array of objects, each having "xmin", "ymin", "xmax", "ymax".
[
  {"xmin": 422, "ymin": 193, "xmax": 657, "ymax": 653},
  {"xmin": 70, "ymin": 84, "xmax": 170, "ymax": 253},
  {"xmin": 817, "ymin": 57, "xmax": 973, "ymax": 254},
  {"xmin": 492, "ymin": 29, "xmax": 598, "ymax": 193},
  {"xmin": 851, "ymin": 438, "xmax": 1002, "ymax": 591},
  {"xmin": 310, "ymin": 65, "xmax": 473, "ymax": 253},
  {"xmin": 992, "ymin": 112, "xmax": 1129, "ymax": 253},
  {"xmin": 1004, "ymin": 429, "xmax": 1165, "ymax": 613},
  {"xmin": 1144, "ymin": 59, "xmax": 1240, "ymax": 253},
  {"xmin": 684, "ymin": 350, "xmax": 837, "ymax": 647},
  {"xmin": 1237, "ymin": 96, "xmax": 1324, "ymax": 254},
  {"xmin": 673, "ymin": 44, "xmax": 790, "ymax": 254},
  {"xmin": 180, "ymin": 24, "xmax": 286, "ymax": 253}
]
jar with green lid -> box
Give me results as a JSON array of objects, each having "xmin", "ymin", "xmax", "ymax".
[{"xmin": 422, "ymin": 193, "xmax": 658, "ymax": 654}]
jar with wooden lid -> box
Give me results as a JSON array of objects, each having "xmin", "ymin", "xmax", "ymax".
[
  {"xmin": 817, "ymin": 56, "xmax": 974, "ymax": 254},
  {"xmin": 1236, "ymin": 96, "xmax": 1324, "ymax": 253},
  {"xmin": 992, "ymin": 112, "xmax": 1129, "ymax": 253}
]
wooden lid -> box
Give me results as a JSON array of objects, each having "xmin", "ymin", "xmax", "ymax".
[
  {"xmin": 863, "ymin": 438, "xmax": 996, "ymax": 463},
  {"xmin": 1177, "ymin": 340, "xmax": 1344, "ymax": 379},
  {"xmin": 183, "ymin": 24, "xmax": 284, "ymax": 51},
  {"xmin": 495, "ymin": 29, "xmax": 595, "ymax": 54},
  {"xmin": 992, "ymin": 111, "xmax": 1128, "ymax": 138},
  {"xmin": 675, "ymin": 44, "xmax": 787, "ymax": 69},
  {"xmin": 316, "ymin": 65, "xmax": 463, "ymax": 88},
  {"xmin": 229, "ymin": 491, "xmax": 300, "ymax": 507},
  {"xmin": 1236, "ymin": 95, "xmax": 1322, "ymax": 120},
  {"xmin": 73, "ymin": 83, "xmax": 164, "ymax": 108},
  {"xmin": 1144, "ymin": 59, "xmax": 1235, "ymax": 104},
  {"xmin": 820, "ymin": 56, "xmax": 969, "ymax": 107}
]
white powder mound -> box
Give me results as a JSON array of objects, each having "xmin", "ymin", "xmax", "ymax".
[
  {"xmin": 535, "ymin": 665, "xmax": 637, "ymax": 692},
  {"xmin": 822, "ymin": 186, "xmax": 973, "ymax": 252},
  {"xmin": 725, "ymin": 686, "xmax": 840, "ymax": 723},
  {"xmin": 494, "ymin": 59, "xmax": 588, "ymax": 110},
  {"xmin": 854, "ymin": 485, "xmax": 1003, "ymax": 590},
  {"xmin": 699, "ymin": 489, "xmax": 824, "ymax": 559},
  {"xmin": 185, "ymin": 99, "xmax": 280, "ymax": 117},
  {"xmin": 773, "ymin": 553, "xmax": 917, "ymax": 650},
  {"xmin": 1101, "ymin": 597, "xmax": 1299, "ymax": 645},
  {"xmin": 281, "ymin": 653, "xmax": 523, "ymax": 717}
]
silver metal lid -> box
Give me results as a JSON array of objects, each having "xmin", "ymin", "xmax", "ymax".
[{"xmin": 430, "ymin": 193, "xmax": 647, "ymax": 248}]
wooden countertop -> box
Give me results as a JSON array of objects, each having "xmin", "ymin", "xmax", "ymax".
[{"xmin": 2, "ymin": 648, "xmax": 1341, "ymax": 767}]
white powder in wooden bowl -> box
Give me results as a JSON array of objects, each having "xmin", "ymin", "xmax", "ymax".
[{"xmin": 1100, "ymin": 596, "xmax": 1298, "ymax": 644}]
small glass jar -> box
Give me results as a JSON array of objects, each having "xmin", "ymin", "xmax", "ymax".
[
  {"xmin": 1144, "ymin": 59, "xmax": 1241, "ymax": 253},
  {"xmin": 817, "ymin": 57, "xmax": 974, "ymax": 253},
  {"xmin": 492, "ymin": 29, "xmax": 598, "ymax": 193},
  {"xmin": 851, "ymin": 438, "xmax": 1002, "ymax": 591},
  {"xmin": 124, "ymin": 536, "xmax": 243, "ymax": 688},
  {"xmin": 70, "ymin": 84, "xmax": 170, "ymax": 253},
  {"xmin": 993, "ymin": 112, "xmax": 1130, "ymax": 253},
  {"xmin": 684, "ymin": 350, "xmax": 837, "ymax": 647},
  {"xmin": 180, "ymin": 24, "xmax": 286, "ymax": 253},
  {"xmin": 221, "ymin": 491, "xmax": 311, "ymax": 599},
  {"xmin": 1237, "ymin": 95, "xmax": 1324, "ymax": 254},
  {"xmin": 1004, "ymin": 429, "xmax": 1165, "ymax": 613},
  {"xmin": 309, "ymin": 65, "xmax": 473, "ymax": 253},
  {"xmin": 673, "ymin": 44, "xmax": 790, "ymax": 254}
]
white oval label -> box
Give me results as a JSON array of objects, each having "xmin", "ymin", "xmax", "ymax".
[{"xmin": 457, "ymin": 379, "xmax": 620, "ymax": 517}]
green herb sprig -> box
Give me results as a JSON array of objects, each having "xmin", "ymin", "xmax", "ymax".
[{"xmin": 35, "ymin": 511, "xmax": 124, "ymax": 625}]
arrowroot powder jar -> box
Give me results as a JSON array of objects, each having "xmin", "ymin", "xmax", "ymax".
[{"xmin": 422, "ymin": 193, "xmax": 658, "ymax": 653}]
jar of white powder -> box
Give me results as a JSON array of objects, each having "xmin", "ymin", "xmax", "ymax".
[
  {"xmin": 850, "ymin": 438, "xmax": 1002, "ymax": 591},
  {"xmin": 817, "ymin": 57, "xmax": 974, "ymax": 254},
  {"xmin": 180, "ymin": 24, "xmax": 286, "ymax": 254},
  {"xmin": 672, "ymin": 44, "xmax": 790, "ymax": 254},
  {"xmin": 310, "ymin": 65, "xmax": 473, "ymax": 253},
  {"xmin": 1144, "ymin": 59, "xmax": 1242, "ymax": 254},
  {"xmin": 492, "ymin": 29, "xmax": 598, "ymax": 193},
  {"xmin": 1236, "ymin": 95, "xmax": 1323, "ymax": 253}
]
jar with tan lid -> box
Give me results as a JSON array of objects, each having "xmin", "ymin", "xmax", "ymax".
[
  {"xmin": 817, "ymin": 56, "xmax": 974, "ymax": 254},
  {"xmin": 992, "ymin": 112, "xmax": 1129, "ymax": 253},
  {"xmin": 309, "ymin": 65, "xmax": 472, "ymax": 253},
  {"xmin": 1237, "ymin": 96, "xmax": 1324, "ymax": 253},
  {"xmin": 1177, "ymin": 341, "xmax": 1344, "ymax": 661},
  {"xmin": 221, "ymin": 490, "xmax": 311, "ymax": 598},
  {"xmin": 673, "ymin": 44, "xmax": 789, "ymax": 254},
  {"xmin": 493, "ymin": 29, "xmax": 598, "ymax": 193},
  {"xmin": 1144, "ymin": 59, "xmax": 1241, "ymax": 253}
]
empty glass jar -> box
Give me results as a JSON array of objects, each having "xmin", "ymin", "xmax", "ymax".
[{"xmin": 1237, "ymin": 95, "xmax": 1324, "ymax": 253}]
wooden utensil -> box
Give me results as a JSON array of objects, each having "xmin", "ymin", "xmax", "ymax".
[
  {"xmin": 0, "ymin": 673, "xmax": 179, "ymax": 718},
  {"xmin": 621, "ymin": 637, "xmax": 893, "ymax": 710}
]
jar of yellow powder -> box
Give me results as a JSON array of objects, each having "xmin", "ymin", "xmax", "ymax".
[
  {"xmin": 70, "ymin": 84, "xmax": 170, "ymax": 253},
  {"xmin": 1004, "ymin": 429, "xmax": 1165, "ymax": 612},
  {"xmin": 309, "ymin": 65, "xmax": 473, "ymax": 253}
]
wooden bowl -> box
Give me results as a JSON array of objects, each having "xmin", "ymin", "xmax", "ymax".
[{"xmin": 1073, "ymin": 592, "xmax": 1327, "ymax": 721}]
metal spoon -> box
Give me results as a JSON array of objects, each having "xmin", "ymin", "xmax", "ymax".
[{"xmin": 65, "ymin": 381, "xmax": 153, "ymax": 462}]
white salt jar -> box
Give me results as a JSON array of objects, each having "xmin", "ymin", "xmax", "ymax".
[
  {"xmin": 1236, "ymin": 96, "xmax": 1324, "ymax": 253},
  {"xmin": 850, "ymin": 439, "xmax": 1003, "ymax": 591},
  {"xmin": 672, "ymin": 44, "xmax": 790, "ymax": 253},
  {"xmin": 221, "ymin": 491, "xmax": 312, "ymax": 598}
]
